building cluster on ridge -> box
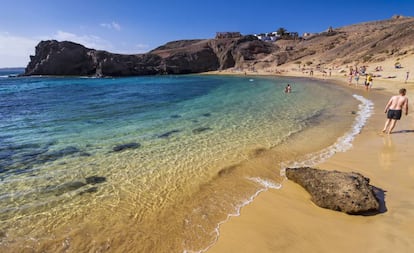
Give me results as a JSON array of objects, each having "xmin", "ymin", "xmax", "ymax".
[{"xmin": 216, "ymin": 26, "xmax": 335, "ymax": 41}]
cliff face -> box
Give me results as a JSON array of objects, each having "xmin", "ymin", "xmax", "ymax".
[
  {"xmin": 267, "ymin": 16, "xmax": 414, "ymax": 68},
  {"xmin": 25, "ymin": 40, "xmax": 163, "ymax": 76},
  {"xmin": 24, "ymin": 36, "xmax": 275, "ymax": 76},
  {"xmin": 26, "ymin": 40, "xmax": 97, "ymax": 76},
  {"xmin": 25, "ymin": 16, "xmax": 414, "ymax": 76}
]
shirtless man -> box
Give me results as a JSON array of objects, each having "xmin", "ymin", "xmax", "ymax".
[
  {"xmin": 285, "ymin": 84, "xmax": 291, "ymax": 93},
  {"xmin": 382, "ymin": 88, "xmax": 409, "ymax": 134}
]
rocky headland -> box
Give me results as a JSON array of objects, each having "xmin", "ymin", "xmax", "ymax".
[
  {"xmin": 24, "ymin": 35, "xmax": 275, "ymax": 76},
  {"xmin": 24, "ymin": 15, "xmax": 414, "ymax": 77}
]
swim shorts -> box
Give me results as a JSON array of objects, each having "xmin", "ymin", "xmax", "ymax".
[{"xmin": 387, "ymin": 109, "xmax": 402, "ymax": 120}]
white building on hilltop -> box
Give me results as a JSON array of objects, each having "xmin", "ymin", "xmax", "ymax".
[{"xmin": 254, "ymin": 32, "xmax": 280, "ymax": 41}]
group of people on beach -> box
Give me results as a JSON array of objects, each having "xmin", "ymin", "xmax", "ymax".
[
  {"xmin": 347, "ymin": 66, "xmax": 409, "ymax": 134},
  {"xmin": 349, "ymin": 65, "xmax": 409, "ymax": 134},
  {"xmin": 284, "ymin": 67, "xmax": 409, "ymax": 134},
  {"xmin": 348, "ymin": 66, "xmax": 373, "ymax": 90}
]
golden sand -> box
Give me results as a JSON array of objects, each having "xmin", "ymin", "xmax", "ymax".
[{"xmin": 207, "ymin": 63, "xmax": 414, "ymax": 252}]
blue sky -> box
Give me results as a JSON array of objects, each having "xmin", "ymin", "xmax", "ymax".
[{"xmin": 0, "ymin": 0, "xmax": 413, "ymax": 67}]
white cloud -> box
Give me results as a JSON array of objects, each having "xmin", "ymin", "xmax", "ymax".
[
  {"xmin": 112, "ymin": 22, "xmax": 121, "ymax": 31},
  {"xmin": 135, "ymin": 43, "xmax": 150, "ymax": 53},
  {"xmin": 51, "ymin": 30, "xmax": 113, "ymax": 51},
  {"xmin": 0, "ymin": 29, "xmax": 150, "ymax": 68},
  {"xmin": 0, "ymin": 32, "xmax": 37, "ymax": 67},
  {"xmin": 100, "ymin": 21, "xmax": 121, "ymax": 31},
  {"xmin": 0, "ymin": 30, "xmax": 115, "ymax": 68}
]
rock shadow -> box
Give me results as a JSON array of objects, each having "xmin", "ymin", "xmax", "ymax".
[
  {"xmin": 357, "ymin": 186, "xmax": 387, "ymax": 216},
  {"xmin": 391, "ymin": 129, "xmax": 414, "ymax": 134}
]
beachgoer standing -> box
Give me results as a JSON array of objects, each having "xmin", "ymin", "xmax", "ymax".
[
  {"xmin": 382, "ymin": 88, "xmax": 409, "ymax": 134},
  {"xmin": 348, "ymin": 67, "xmax": 354, "ymax": 85},
  {"xmin": 355, "ymin": 72, "xmax": 360, "ymax": 86},
  {"xmin": 285, "ymin": 84, "xmax": 291, "ymax": 93},
  {"xmin": 365, "ymin": 74, "xmax": 373, "ymax": 90},
  {"xmin": 405, "ymin": 71, "xmax": 409, "ymax": 83}
]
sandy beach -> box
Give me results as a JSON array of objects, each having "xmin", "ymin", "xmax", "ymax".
[{"xmin": 207, "ymin": 62, "xmax": 414, "ymax": 252}]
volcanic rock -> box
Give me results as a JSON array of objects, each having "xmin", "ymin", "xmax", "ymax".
[{"xmin": 285, "ymin": 167, "xmax": 382, "ymax": 215}]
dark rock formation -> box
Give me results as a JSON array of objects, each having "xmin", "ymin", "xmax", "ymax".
[
  {"xmin": 43, "ymin": 175, "xmax": 106, "ymax": 196},
  {"xmin": 85, "ymin": 176, "xmax": 106, "ymax": 185},
  {"xmin": 158, "ymin": 130, "xmax": 181, "ymax": 138},
  {"xmin": 25, "ymin": 40, "xmax": 162, "ymax": 76},
  {"xmin": 24, "ymin": 36, "xmax": 277, "ymax": 76},
  {"xmin": 0, "ymin": 143, "xmax": 88, "ymax": 177},
  {"xmin": 152, "ymin": 40, "xmax": 219, "ymax": 74},
  {"xmin": 22, "ymin": 17, "xmax": 414, "ymax": 76},
  {"xmin": 112, "ymin": 142, "xmax": 141, "ymax": 152},
  {"xmin": 39, "ymin": 146, "xmax": 81, "ymax": 161},
  {"xmin": 192, "ymin": 127, "xmax": 212, "ymax": 134},
  {"xmin": 44, "ymin": 181, "xmax": 87, "ymax": 196},
  {"xmin": 285, "ymin": 167, "xmax": 383, "ymax": 215}
]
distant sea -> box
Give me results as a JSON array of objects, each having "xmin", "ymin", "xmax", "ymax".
[
  {"xmin": 0, "ymin": 67, "xmax": 25, "ymax": 77},
  {"xmin": 0, "ymin": 72, "xmax": 372, "ymax": 252}
]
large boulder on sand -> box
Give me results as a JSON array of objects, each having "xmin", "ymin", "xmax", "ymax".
[{"xmin": 285, "ymin": 167, "xmax": 382, "ymax": 215}]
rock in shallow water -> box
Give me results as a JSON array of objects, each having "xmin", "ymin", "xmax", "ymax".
[
  {"xmin": 113, "ymin": 142, "xmax": 141, "ymax": 152},
  {"xmin": 158, "ymin": 130, "xmax": 181, "ymax": 138},
  {"xmin": 285, "ymin": 167, "xmax": 383, "ymax": 215},
  {"xmin": 85, "ymin": 176, "xmax": 106, "ymax": 185},
  {"xmin": 44, "ymin": 181, "xmax": 87, "ymax": 196},
  {"xmin": 192, "ymin": 127, "xmax": 212, "ymax": 134}
]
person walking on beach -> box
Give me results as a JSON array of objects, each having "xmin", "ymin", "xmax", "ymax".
[
  {"xmin": 405, "ymin": 71, "xmax": 409, "ymax": 83},
  {"xmin": 354, "ymin": 72, "xmax": 360, "ymax": 86},
  {"xmin": 382, "ymin": 88, "xmax": 409, "ymax": 134},
  {"xmin": 365, "ymin": 74, "xmax": 373, "ymax": 90},
  {"xmin": 348, "ymin": 67, "xmax": 354, "ymax": 85}
]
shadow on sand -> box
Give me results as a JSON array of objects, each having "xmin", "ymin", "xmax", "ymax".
[
  {"xmin": 391, "ymin": 129, "xmax": 414, "ymax": 134},
  {"xmin": 358, "ymin": 186, "xmax": 387, "ymax": 216}
]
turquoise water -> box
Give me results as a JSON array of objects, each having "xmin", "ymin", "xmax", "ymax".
[{"xmin": 0, "ymin": 73, "xmax": 365, "ymax": 252}]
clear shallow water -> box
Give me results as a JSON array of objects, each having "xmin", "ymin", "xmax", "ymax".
[{"xmin": 0, "ymin": 74, "xmax": 364, "ymax": 252}]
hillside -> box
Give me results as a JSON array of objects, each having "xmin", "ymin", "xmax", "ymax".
[
  {"xmin": 252, "ymin": 15, "xmax": 414, "ymax": 73},
  {"xmin": 24, "ymin": 16, "xmax": 414, "ymax": 77}
]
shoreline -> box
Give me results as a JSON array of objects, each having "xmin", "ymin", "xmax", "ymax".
[
  {"xmin": 206, "ymin": 68, "xmax": 414, "ymax": 252},
  {"xmin": 0, "ymin": 74, "xmax": 363, "ymax": 252},
  {"xmin": 1, "ymin": 67, "xmax": 413, "ymax": 252}
]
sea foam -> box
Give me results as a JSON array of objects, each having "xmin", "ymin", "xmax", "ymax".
[
  {"xmin": 188, "ymin": 94, "xmax": 374, "ymax": 253},
  {"xmin": 280, "ymin": 94, "xmax": 373, "ymax": 172}
]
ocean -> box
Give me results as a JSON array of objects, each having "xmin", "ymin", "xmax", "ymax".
[{"xmin": 0, "ymin": 70, "xmax": 372, "ymax": 252}]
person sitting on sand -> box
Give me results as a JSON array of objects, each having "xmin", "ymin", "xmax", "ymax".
[
  {"xmin": 285, "ymin": 84, "xmax": 291, "ymax": 93},
  {"xmin": 382, "ymin": 88, "xmax": 409, "ymax": 134}
]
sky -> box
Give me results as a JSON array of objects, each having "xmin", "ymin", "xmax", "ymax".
[{"xmin": 0, "ymin": 0, "xmax": 413, "ymax": 68}]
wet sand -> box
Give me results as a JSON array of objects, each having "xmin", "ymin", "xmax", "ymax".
[{"xmin": 208, "ymin": 74, "xmax": 414, "ymax": 252}]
